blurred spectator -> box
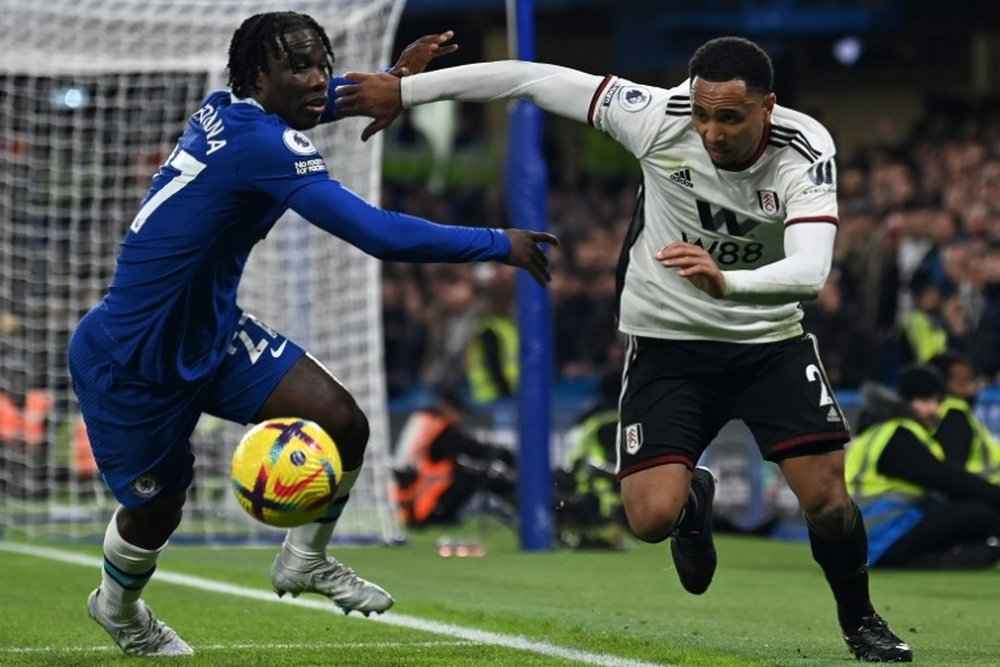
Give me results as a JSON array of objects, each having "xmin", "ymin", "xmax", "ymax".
[
  {"xmin": 930, "ymin": 352, "xmax": 1000, "ymax": 482},
  {"xmin": 846, "ymin": 366, "xmax": 1000, "ymax": 569},
  {"xmin": 969, "ymin": 245, "xmax": 1000, "ymax": 381},
  {"xmin": 465, "ymin": 265, "xmax": 519, "ymax": 405},
  {"xmin": 555, "ymin": 369, "xmax": 626, "ymax": 550},
  {"xmin": 421, "ymin": 264, "xmax": 481, "ymax": 391},
  {"xmin": 899, "ymin": 277, "xmax": 950, "ymax": 364},
  {"xmin": 392, "ymin": 388, "xmax": 516, "ymax": 527},
  {"xmin": 382, "ymin": 265, "xmax": 428, "ymax": 398}
]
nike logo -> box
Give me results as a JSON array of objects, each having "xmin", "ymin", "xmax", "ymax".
[{"xmin": 270, "ymin": 339, "xmax": 288, "ymax": 358}]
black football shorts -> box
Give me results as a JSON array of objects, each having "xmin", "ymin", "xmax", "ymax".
[{"xmin": 616, "ymin": 333, "xmax": 850, "ymax": 481}]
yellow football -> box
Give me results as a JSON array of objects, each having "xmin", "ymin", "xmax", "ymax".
[{"xmin": 231, "ymin": 418, "xmax": 342, "ymax": 527}]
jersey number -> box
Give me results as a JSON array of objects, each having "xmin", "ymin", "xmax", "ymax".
[
  {"xmin": 228, "ymin": 314, "xmax": 283, "ymax": 366},
  {"xmin": 805, "ymin": 363, "xmax": 834, "ymax": 407},
  {"xmin": 129, "ymin": 147, "xmax": 206, "ymax": 233}
]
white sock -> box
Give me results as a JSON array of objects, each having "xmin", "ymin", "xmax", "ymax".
[
  {"xmin": 100, "ymin": 508, "xmax": 164, "ymax": 621},
  {"xmin": 284, "ymin": 467, "xmax": 360, "ymax": 561}
]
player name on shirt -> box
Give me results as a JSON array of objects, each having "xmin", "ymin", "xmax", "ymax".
[{"xmin": 191, "ymin": 102, "xmax": 227, "ymax": 155}]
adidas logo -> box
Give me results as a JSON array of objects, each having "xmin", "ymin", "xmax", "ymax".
[
  {"xmin": 826, "ymin": 406, "xmax": 841, "ymax": 423},
  {"xmin": 669, "ymin": 168, "xmax": 693, "ymax": 188}
]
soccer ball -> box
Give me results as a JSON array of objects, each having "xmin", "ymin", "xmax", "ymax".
[{"xmin": 231, "ymin": 418, "xmax": 343, "ymax": 528}]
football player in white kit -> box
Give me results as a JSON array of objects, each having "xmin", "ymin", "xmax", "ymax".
[{"xmin": 336, "ymin": 36, "xmax": 912, "ymax": 662}]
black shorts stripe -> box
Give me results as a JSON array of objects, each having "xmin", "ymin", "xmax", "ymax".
[
  {"xmin": 615, "ymin": 335, "xmax": 640, "ymax": 475},
  {"xmin": 665, "ymin": 111, "xmax": 691, "ymax": 117},
  {"xmin": 805, "ymin": 333, "xmax": 850, "ymax": 428}
]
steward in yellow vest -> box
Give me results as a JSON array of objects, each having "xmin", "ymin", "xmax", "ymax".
[
  {"xmin": 465, "ymin": 314, "xmax": 519, "ymax": 405},
  {"xmin": 930, "ymin": 352, "xmax": 1000, "ymax": 484},
  {"xmin": 555, "ymin": 372, "xmax": 626, "ymax": 550},
  {"xmin": 899, "ymin": 280, "xmax": 948, "ymax": 363},
  {"xmin": 846, "ymin": 366, "xmax": 1000, "ymax": 568}
]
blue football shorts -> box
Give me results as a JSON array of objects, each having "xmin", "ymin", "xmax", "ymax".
[{"xmin": 68, "ymin": 310, "xmax": 305, "ymax": 508}]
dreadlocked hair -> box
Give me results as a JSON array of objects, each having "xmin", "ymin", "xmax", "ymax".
[{"xmin": 227, "ymin": 12, "xmax": 335, "ymax": 98}]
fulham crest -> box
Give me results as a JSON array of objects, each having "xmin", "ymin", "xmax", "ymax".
[
  {"xmin": 757, "ymin": 190, "xmax": 780, "ymax": 215},
  {"xmin": 624, "ymin": 423, "xmax": 644, "ymax": 454}
]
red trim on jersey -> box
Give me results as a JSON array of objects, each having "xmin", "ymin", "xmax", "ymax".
[
  {"xmin": 767, "ymin": 431, "xmax": 850, "ymax": 457},
  {"xmin": 716, "ymin": 122, "xmax": 771, "ymax": 172},
  {"xmin": 785, "ymin": 216, "xmax": 839, "ymax": 227},
  {"xmin": 616, "ymin": 454, "xmax": 694, "ymax": 482},
  {"xmin": 587, "ymin": 75, "xmax": 615, "ymax": 127}
]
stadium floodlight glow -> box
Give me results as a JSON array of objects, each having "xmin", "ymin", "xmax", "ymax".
[
  {"xmin": 50, "ymin": 86, "xmax": 89, "ymax": 109},
  {"xmin": 833, "ymin": 36, "xmax": 862, "ymax": 66}
]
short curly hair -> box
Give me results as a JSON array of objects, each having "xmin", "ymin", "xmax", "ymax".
[
  {"xmin": 227, "ymin": 12, "xmax": 335, "ymax": 98},
  {"xmin": 689, "ymin": 36, "xmax": 773, "ymax": 93}
]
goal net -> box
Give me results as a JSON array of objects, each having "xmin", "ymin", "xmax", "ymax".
[{"xmin": 0, "ymin": 0, "xmax": 405, "ymax": 544}]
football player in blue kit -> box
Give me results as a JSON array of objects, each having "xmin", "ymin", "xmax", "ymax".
[{"xmin": 69, "ymin": 12, "xmax": 557, "ymax": 656}]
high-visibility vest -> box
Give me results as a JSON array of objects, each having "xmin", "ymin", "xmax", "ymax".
[
  {"xmin": 901, "ymin": 310, "xmax": 947, "ymax": 363},
  {"xmin": 939, "ymin": 396, "xmax": 1000, "ymax": 484},
  {"xmin": 845, "ymin": 418, "xmax": 945, "ymax": 563},
  {"xmin": 392, "ymin": 411, "xmax": 457, "ymax": 525},
  {"xmin": 466, "ymin": 315, "xmax": 519, "ymax": 404},
  {"xmin": 563, "ymin": 408, "xmax": 620, "ymax": 519}
]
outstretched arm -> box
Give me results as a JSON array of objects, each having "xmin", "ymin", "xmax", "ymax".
[
  {"xmin": 336, "ymin": 61, "xmax": 603, "ymax": 140},
  {"xmin": 288, "ymin": 180, "xmax": 557, "ymax": 284},
  {"xmin": 387, "ymin": 30, "xmax": 459, "ymax": 77},
  {"xmin": 321, "ymin": 31, "xmax": 459, "ymax": 124},
  {"xmin": 657, "ymin": 222, "xmax": 836, "ymax": 304},
  {"xmin": 400, "ymin": 61, "xmax": 600, "ymax": 121}
]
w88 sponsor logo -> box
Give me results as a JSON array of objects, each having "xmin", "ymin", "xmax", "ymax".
[
  {"xmin": 680, "ymin": 198, "xmax": 768, "ymax": 266},
  {"xmin": 680, "ymin": 232, "xmax": 764, "ymax": 266}
]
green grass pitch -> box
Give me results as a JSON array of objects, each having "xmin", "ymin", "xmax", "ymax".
[{"xmin": 1, "ymin": 524, "xmax": 997, "ymax": 666}]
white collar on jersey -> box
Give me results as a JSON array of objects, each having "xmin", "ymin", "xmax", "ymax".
[{"xmin": 229, "ymin": 93, "xmax": 264, "ymax": 111}]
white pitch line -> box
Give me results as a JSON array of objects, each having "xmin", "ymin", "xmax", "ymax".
[
  {"xmin": 0, "ymin": 542, "xmax": 669, "ymax": 667},
  {"xmin": 1, "ymin": 640, "xmax": 475, "ymax": 654}
]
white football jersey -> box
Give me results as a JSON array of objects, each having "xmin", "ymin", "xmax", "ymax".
[{"xmin": 590, "ymin": 76, "xmax": 838, "ymax": 343}]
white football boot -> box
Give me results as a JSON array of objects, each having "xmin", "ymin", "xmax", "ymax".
[
  {"xmin": 87, "ymin": 588, "xmax": 193, "ymax": 656},
  {"xmin": 270, "ymin": 549, "xmax": 394, "ymax": 616}
]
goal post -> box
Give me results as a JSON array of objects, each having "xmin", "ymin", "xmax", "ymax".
[{"xmin": 0, "ymin": 0, "xmax": 405, "ymax": 545}]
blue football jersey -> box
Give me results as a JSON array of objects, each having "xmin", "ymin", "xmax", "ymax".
[
  {"xmin": 87, "ymin": 79, "xmax": 511, "ymax": 387},
  {"xmin": 94, "ymin": 84, "xmax": 341, "ymax": 384}
]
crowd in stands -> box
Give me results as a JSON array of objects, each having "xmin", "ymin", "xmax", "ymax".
[{"xmin": 381, "ymin": 101, "xmax": 1000, "ymax": 401}]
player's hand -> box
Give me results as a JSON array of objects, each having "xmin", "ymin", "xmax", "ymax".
[
  {"xmin": 503, "ymin": 229, "xmax": 560, "ymax": 286},
  {"xmin": 387, "ymin": 30, "xmax": 459, "ymax": 77},
  {"xmin": 657, "ymin": 241, "xmax": 726, "ymax": 298},
  {"xmin": 336, "ymin": 73, "xmax": 403, "ymax": 142}
]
